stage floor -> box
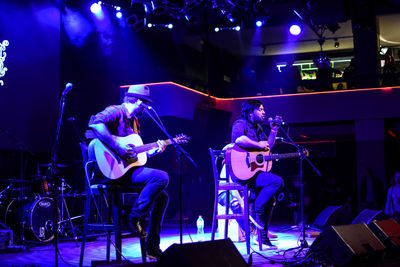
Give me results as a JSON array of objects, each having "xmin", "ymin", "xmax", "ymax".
[
  {"xmin": 0, "ymin": 222, "xmax": 319, "ymax": 267},
  {"xmin": 1, "ymin": 222, "xmax": 399, "ymax": 267}
]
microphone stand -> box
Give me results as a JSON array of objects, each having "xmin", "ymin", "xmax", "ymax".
[
  {"xmin": 50, "ymin": 85, "xmax": 72, "ymax": 267},
  {"xmin": 142, "ymin": 107, "xmax": 198, "ymax": 244},
  {"xmin": 277, "ymin": 123, "xmax": 321, "ymax": 252}
]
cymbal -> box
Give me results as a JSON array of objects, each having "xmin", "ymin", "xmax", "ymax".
[{"xmin": 39, "ymin": 163, "xmax": 68, "ymax": 168}]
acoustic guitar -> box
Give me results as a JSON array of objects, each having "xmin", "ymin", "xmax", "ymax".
[
  {"xmin": 89, "ymin": 133, "xmax": 189, "ymax": 180},
  {"xmin": 225, "ymin": 144, "xmax": 308, "ymax": 181}
]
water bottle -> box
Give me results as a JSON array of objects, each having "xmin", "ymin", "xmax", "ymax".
[{"xmin": 196, "ymin": 215, "xmax": 205, "ymax": 242}]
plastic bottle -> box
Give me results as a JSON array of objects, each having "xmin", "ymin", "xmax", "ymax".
[{"xmin": 196, "ymin": 215, "xmax": 205, "ymax": 241}]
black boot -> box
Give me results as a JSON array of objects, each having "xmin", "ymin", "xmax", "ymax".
[{"xmin": 260, "ymin": 197, "xmax": 277, "ymax": 247}]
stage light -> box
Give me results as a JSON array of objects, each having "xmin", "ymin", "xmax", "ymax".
[
  {"xmin": 115, "ymin": 6, "xmax": 121, "ymax": 11},
  {"xmin": 90, "ymin": 3, "xmax": 102, "ymax": 14},
  {"xmin": 235, "ymin": 25, "xmax": 240, "ymax": 31},
  {"xmin": 214, "ymin": 27, "xmax": 219, "ymax": 32},
  {"xmin": 256, "ymin": 20, "xmax": 263, "ymax": 27},
  {"xmin": 116, "ymin": 11, "xmax": 122, "ymax": 19},
  {"xmin": 289, "ymin": 24, "xmax": 302, "ymax": 36},
  {"xmin": 227, "ymin": 13, "xmax": 234, "ymax": 22},
  {"xmin": 147, "ymin": 23, "xmax": 153, "ymax": 28},
  {"xmin": 167, "ymin": 23, "xmax": 173, "ymax": 29}
]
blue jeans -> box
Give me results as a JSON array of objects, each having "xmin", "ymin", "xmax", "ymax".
[
  {"xmin": 128, "ymin": 167, "xmax": 169, "ymax": 248},
  {"xmin": 248, "ymin": 171, "xmax": 284, "ymax": 214}
]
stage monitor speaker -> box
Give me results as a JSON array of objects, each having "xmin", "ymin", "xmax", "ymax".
[
  {"xmin": 309, "ymin": 223, "xmax": 386, "ymax": 266},
  {"xmin": 157, "ymin": 239, "xmax": 248, "ymax": 267},
  {"xmin": 368, "ymin": 219, "xmax": 400, "ymax": 256},
  {"xmin": 312, "ymin": 205, "xmax": 344, "ymax": 230},
  {"xmin": 352, "ymin": 209, "xmax": 385, "ymax": 224}
]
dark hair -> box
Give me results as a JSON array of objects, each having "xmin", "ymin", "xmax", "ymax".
[{"xmin": 241, "ymin": 99, "xmax": 262, "ymax": 121}]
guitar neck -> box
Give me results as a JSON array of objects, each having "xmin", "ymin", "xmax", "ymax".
[
  {"xmin": 135, "ymin": 139, "xmax": 173, "ymax": 154},
  {"xmin": 265, "ymin": 152, "xmax": 301, "ymax": 161}
]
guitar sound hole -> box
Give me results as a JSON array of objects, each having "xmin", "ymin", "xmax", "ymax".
[{"xmin": 256, "ymin": 154, "xmax": 264, "ymax": 164}]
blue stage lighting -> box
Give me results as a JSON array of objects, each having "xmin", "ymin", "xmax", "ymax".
[
  {"xmin": 116, "ymin": 11, "xmax": 122, "ymax": 19},
  {"xmin": 90, "ymin": 3, "xmax": 102, "ymax": 14},
  {"xmin": 256, "ymin": 20, "xmax": 263, "ymax": 27},
  {"xmin": 235, "ymin": 26, "xmax": 241, "ymax": 31},
  {"xmin": 289, "ymin": 24, "xmax": 302, "ymax": 35},
  {"xmin": 214, "ymin": 27, "xmax": 219, "ymax": 32},
  {"xmin": 168, "ymin": 23, "xmax": 173, "ymax": 29},
  {"xmin": 147, "ymin": 23, "xmax": 153, "ymax": 28}
]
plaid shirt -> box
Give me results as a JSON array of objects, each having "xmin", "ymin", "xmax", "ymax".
[
  {"xmin": 231, "ymin": 118, "xmax": 266, "ymax": 143},
  {"xmin": 89, "ymin": 104, "xmax": 140, "ymax": 137}
]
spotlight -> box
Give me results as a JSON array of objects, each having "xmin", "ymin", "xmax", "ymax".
[
  {"xmin": 115, "ymin": 6, "xmax": 121, "ymax": 11},
  {"xmin": 235, "ymin": 25, "xmax": 240, "ymax": 31},
  {"xmin": 90, "ymin": 3, "xmax": 102, "ymax": 14},
  {"xmin": 256, "ymin": 20, "xmax": 263, "ymax": 27},
  {"xmin": 214, "ymin": 27, "xmax": 219, "ymax": 32},
  {"xmin": 226, "ymin": 13, "xmax": 235, "ymax": 22},
  {"xmin": 116, "ymin": 11, "xmax": 122, "ymax": 19},
  {"xmin": 167, "ymin": 23, "xmax": 173, "ymax": 29},
  {"xmin": 147, "ymin": 23, "xmax": 153, "ymax": 28},
  {"xmin": 334, "ymin": 38, "xmax": 339, "ymax": 48},
  {"xmin": 289, "ymin": 24, "xmax": 302, "ymax": 36}
]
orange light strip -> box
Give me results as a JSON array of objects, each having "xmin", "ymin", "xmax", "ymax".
[{"xmin": 120, "ymin": 82, "xmax": 398, "ymax": 101}]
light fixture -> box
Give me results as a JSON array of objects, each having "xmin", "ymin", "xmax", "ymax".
[
  {"xmin": 289, "ymin": 24, "xmax": 302, "ymax": 36},
  {"xmin": 256, "ymin": 20, "xmax": 263, "ymax": 27},
  {"xmin": 116, "ymin": 11, "xmax": 122, "ymax": 19},
  {"xmin": 90, "ymin": 2, "xmax": 102, "ymax": 14}
]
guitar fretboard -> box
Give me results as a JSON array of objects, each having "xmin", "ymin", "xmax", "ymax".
[
  {"xmin": 134, "ymin": 139, "xmax": 174, "ymax": 154},
  {"xmin": 264, "ymin": 152, "xmax": 302, "ymax": 161}
]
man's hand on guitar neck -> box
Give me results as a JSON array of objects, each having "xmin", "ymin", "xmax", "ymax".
[{"xmin": 148, "ymin": 140, "xmax": 167, "ymax": 157}]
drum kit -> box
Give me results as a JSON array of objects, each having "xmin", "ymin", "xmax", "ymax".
[{"xmin": 0, "ymin": 163, "xmax": 79, "ymax": 243}]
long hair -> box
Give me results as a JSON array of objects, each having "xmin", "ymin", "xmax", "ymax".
[{"xmin": 241, "ymin": 99, "xmax": 262, "ymax": 121}]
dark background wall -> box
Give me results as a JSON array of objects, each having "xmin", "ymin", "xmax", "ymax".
[{"xmin": 1, "ymin": 0, "xmax": 400, "ymax": 226}]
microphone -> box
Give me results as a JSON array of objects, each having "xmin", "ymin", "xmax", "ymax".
[
  {"xmin": 62, "ymin": 83, "xmax": 73, "ymax": 96},
  {"xmin": 268, "ymin": 117, "xmax": 286, "ymax": 126},
  {"xmin": 141, "ymin": 103, "xmax": 152, "ymax": 110}
]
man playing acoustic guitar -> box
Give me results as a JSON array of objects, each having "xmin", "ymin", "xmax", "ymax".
[
  {"xmin": 230, "ymin": 99, "xmax": 284, "ymax": 247},
  {"xmin": 88, "ymin": 84, "xmax": 169, "ymax": 260}
]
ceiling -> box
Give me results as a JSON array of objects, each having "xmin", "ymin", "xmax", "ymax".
[
  {"xmin": 104, "ymin": 1, "xmax": 400, "ymax": 57},
  {"xmin": 183, "ymin": 12, "xmax": 400, "ymax": 56}
]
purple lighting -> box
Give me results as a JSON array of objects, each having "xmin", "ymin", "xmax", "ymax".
[{"xmin": 289, "ymin": 24, "xmax": 302, "ymax": 35}]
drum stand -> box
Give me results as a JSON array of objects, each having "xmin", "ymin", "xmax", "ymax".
[{"xmin": 57, "ymin": 178, "xmax": 79, "ymax": 246}]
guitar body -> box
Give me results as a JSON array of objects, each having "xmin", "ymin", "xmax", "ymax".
[
  {"xmin": 226, "ymin": 145, "xmax": 273, "ymax": 181},
  {"xmin": 89, "ymin": 133, "xmax": 189, "ymax": 180},
  {"xmin": 89, "ymin": 134, "xmax": 147, "ymax": 180}
]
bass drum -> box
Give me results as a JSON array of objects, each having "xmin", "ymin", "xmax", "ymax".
[{"xmin": 6, "ymin": 197, "xmax": 56, "ymax": 242}]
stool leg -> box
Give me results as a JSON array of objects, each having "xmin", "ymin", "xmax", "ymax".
[
  {"xmin": 114, "ymin": 191, "xmax": 122, "ymax": 261},
  {"xmin": 79, "ymin": 193, "xmax": 91, "ymax": 267},
  {"xmin": 243, "ymin": 188, "xmax": 250, "ymax": 255},
  {"xmin": 224, "ymin": 190, "xmax": 230, "ymax": 239}
]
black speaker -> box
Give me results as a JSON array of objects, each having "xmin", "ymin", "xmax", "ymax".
[
  {"xmin": 157, "ymin": 239, "xmax": 247, "ymax": 267},
  {"xmin": 309, "ymin": 223, "xmax": 386, "ymax": 266},
  {"xmin": 352, "ymin": 209, "xmax": 386, "ymax": 224},
  {"xmin": 312, "ymin": 206, "xmax": 344, "ymax": 230},
  {"xmin": 368, "ymin": 219, "xmax": 400, "ymax": 256}
]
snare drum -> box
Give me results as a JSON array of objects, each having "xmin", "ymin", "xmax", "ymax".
[{"xmin": 5, "ymin": 197, "xmax": 56, "ymax": 242}]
